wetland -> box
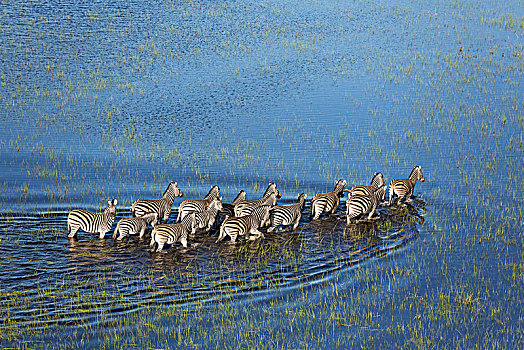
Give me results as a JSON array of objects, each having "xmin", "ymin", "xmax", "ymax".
[{"xmin": 0, "ymin": 0, "xmax": 523, "ymax": 348}]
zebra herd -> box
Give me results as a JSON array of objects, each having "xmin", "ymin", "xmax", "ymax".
[{"xmin": 67, "ymin": 165, "xmax": 425, "ymax": 252}]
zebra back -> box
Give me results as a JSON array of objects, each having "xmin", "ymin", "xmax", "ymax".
[
  {"xmin": 217, "ymin": 206, "xmax": 270, "ymax": 243},
  {"xmin": 348, "ymin": 172, "xmax": 385, "ymax": 197},
  {"xmin": 67, "ymin": 199, "xmax": 117, "ymax": 238},
  {"xmin": 311, "ymin": 180, "xmax": 346, "ymax": 219},
  {"xmin": 132, "ymin": 182, "xmax": 183, "ymax": 220},
  {"xmin": 269, "ymin": 193, "xmax": 306, "ymax": 231},
  {"xmin": 113, "ymin": 211, "xmax": 157, "ymax": 239},
  {"xmin": 388, "ymin": 166, "xmax": 424, "ymax": 205},
  {"xmin": 234, "ymin": 192, "xmax": 278, "ymax": 217},
  {"xmin": 150, "ymin": 213, "xmax": 196, "ymax": 250}
]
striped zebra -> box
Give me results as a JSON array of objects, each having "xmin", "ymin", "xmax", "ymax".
[
  {"xmin": 216, "ymin": 205, "xmax": 271, "ymax": 243},
  {"xmin": 388, "ymin": 165, "xmax": 425, "ymax": 205},
  {"xmin": 345, "ymin": 172, "xmax": 386, "ymax": 202},
  {"xmin": 112, "ymin": 212, "xmax": 158, "ymax": 240},
  {"xmin": 346, "ymin": 184, "xmax": 387, "ymax": 224},
  {"xmin": 150, "ymin": 213, "xmax": 197, "ymax": 252},
  {"xmin": 131, "ymin": 182, "xmax": 183, "ymax": 223},
  {"xmin": 193, "ymin": 196, "xmax": 223, "ymax": 233},
  {"xmin": 220, "ymin": 190, "xmax": 247, "ymax": 218},
  {"xmin": 268, "ymin": 193, "xmax": 307, "ymax": 232},
  {"xmin": 234, "ymin": 182, "xmax": 281, "ymax": 217},
  {"xmin": 67, "ymin": 199, "xmax": 117, "ymax": 238},
  {"xmin": 176, "ymin": 185, "xmax": 220, "ymax": 223},
  {"xmin": 310, "ymin": 179, "xmax": 346, "ymax": 220}
]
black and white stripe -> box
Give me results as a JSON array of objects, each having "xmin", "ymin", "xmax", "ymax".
[
  {"xmin": 131, "ymin": 182, "xmax": 183, "ymax": 223},
  {"xmin": 388, "ymin": 166, "xmax": 425, "ymax": 205},
  {"xmin": 67, "ymin": 199, "xmax": 117, "ymax": 238},
  {"xmin": 150, "ymin": 213, "xmax": 196, "ymax": 251},
  {"xmin": 268, "ymin": 193, "xmax": 307, "ymax": 232},
  {"xmin": 346, "ymin": 184, "xmax": 387, "ymax": 224},
  {"xmin": 176, "ymin": 185, "xmax": 220, "ymax": 223},
  {"xmin": 220, "ymin": 190, "xmax": 247, "ymax": 218},
  {"xmin": 112, "ymin": 212, "xmax": 158, "ymax": 240},
  {"xmin": 216, "ymin": 205, "xmax": 271, "ymax": 243},
  {"xmin": 310, "ymin": 179, "xmax": 346, "ymax": 220},
  {"xmin": 193, "ymin": 196, "xmax": 223, "ymax": 233},
  {"xmin": 234, "ymin": 182, "xmax": 281, "ymax": 217},
  {"xmin": 347, "ymin": 172, "xmax": 385, "ymax": 198}
]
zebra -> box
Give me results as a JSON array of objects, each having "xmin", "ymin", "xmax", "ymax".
[
  {"xmin": 345, "ymin": 172, "xmax": 386, "ymax": 202},
  {"xmin": 67, "ymin": 199, "xmax": 117, "ymax": 238},
  {"xmin": 234, "ymin": 192, "xmax": 279, "ymax": 218},
  {"xmin": 346, "ymin": 184, "xmax": 387, "ymax": 224},
  {"xmin": 267, "ymin": 193, "xmax": 307, "ymax": 232},
  {"xmin": 176, "ymin": 185, "xmax": 220, "ymax": 223},
  {"xmin": 388, "ymin": 165, "xmax": 425, "ymax": 205},
  {"xmin": 150, "ymin": 213, "xmax": 197, "ymax": 252},
  {"xmin": 220, "ymin": 190, "xmax": 247, "ymax": 218},
  {"xmin": 112, "ymin": 212, "xmax": 158, "ymax": 240},
  {"xmin": 131, "ymin": 182, "xmax": 183, "ymax": 223},
  {"xmin": 310, "ymin": 179, "xmax": 346, "ymax": 220},
  {"xmin": 234, "ymin": 182, "xmax": 281, "ymax": 217},
  {"xmin": 193, "ymin": 196, "xmax": 223, "ymax": 233},
  {"xmin": 216, "ymin": 205, "xmax": 271, "ymax": 243}
]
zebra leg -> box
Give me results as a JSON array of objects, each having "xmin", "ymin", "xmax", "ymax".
[
  {"xmin": 248, "ymin": 228, "xmax": 264, "ymax": 240},
  {"xmin": 292, "ymin": 216, "xmax": 301, "ymax": 230},
  {"xmin": 388, "ymin": 186, "xmax": 395, "ymax": 206},
  {"xmin": 312, "ymin": 204, "xmax": 322, "ymax": 220},
  {"xmin": 139, "ymin": 226, "xmax": 147, "ymax": 238},
  {"xmin": 180, "ymin": 236, "xmax": 188, "ymax": 248},
  {"xmin": 68, "ymin": 224, "xmax": 79, "ymax": 238},
  {"xmin": 330, "ymin": 199, "xmax": 340, "ymax": 215},
  {"xmin": 367, "ymin": 203, "xmax": 378, "ymax": 220},
  {"xmin": 156, "ymin": 243, "xmax": 165, "ymax": 252},
  {"xmin": 216, "ymin": 227, "xmax": 226, "ymax": 243}
]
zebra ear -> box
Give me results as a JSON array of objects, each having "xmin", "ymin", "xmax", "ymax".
[
  {"xmin": 108, "ymin": 200, "xmax": 111, "ymax": 206},
  {"xmin": 113, "ymin": 199, "xmax": 117, "ymax": 206}
]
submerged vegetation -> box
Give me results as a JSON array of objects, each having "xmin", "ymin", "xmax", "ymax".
[{"xmin": 0, "ymin": 0, "xmax": 523, "ymax": 348}]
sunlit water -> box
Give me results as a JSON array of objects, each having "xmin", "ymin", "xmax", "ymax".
[{"xmin": 1, "ymin": 0, "xmax": 523, "ymax": 348}]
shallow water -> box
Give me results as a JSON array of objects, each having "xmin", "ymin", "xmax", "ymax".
[{"xmin": 1, "ymin": 0, "xmax": 523, "ymax": 348}]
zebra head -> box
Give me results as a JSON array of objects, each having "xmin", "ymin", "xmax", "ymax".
[
  {"xmin": 370, "ymin": 172, "xmax": 385, "ymax": 188},
  {"xmin": 410, "ymin": 166, "xmax": 425, "ymax": 183},
  {"xmin": 334, "ymin": 179, "xmax": 346, "ymax": 197},
  {"xmin": 204, "ymin": 185, "xmax": 220, "ymax": 200},
  {"xmin": 231, "ymin": 190, "xmax": 246, "ymax": 205},
  {"xmin": 164, "ymin": 182, "xmax": 184, "ymax": 198},
  {"xmin": 106, "ymin": 199, "xmax": 118, "ymax": 216},
  {"xmin": 264, "ymin": 182, "xmax": 282, "ymax": 199},
  {"xmin": 297, "ymin": 193, "xmax": 307, "ymax": 211},
  {"xmin": 206, "ymin": 196, "xmax": 223, "ymax": 212}
]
